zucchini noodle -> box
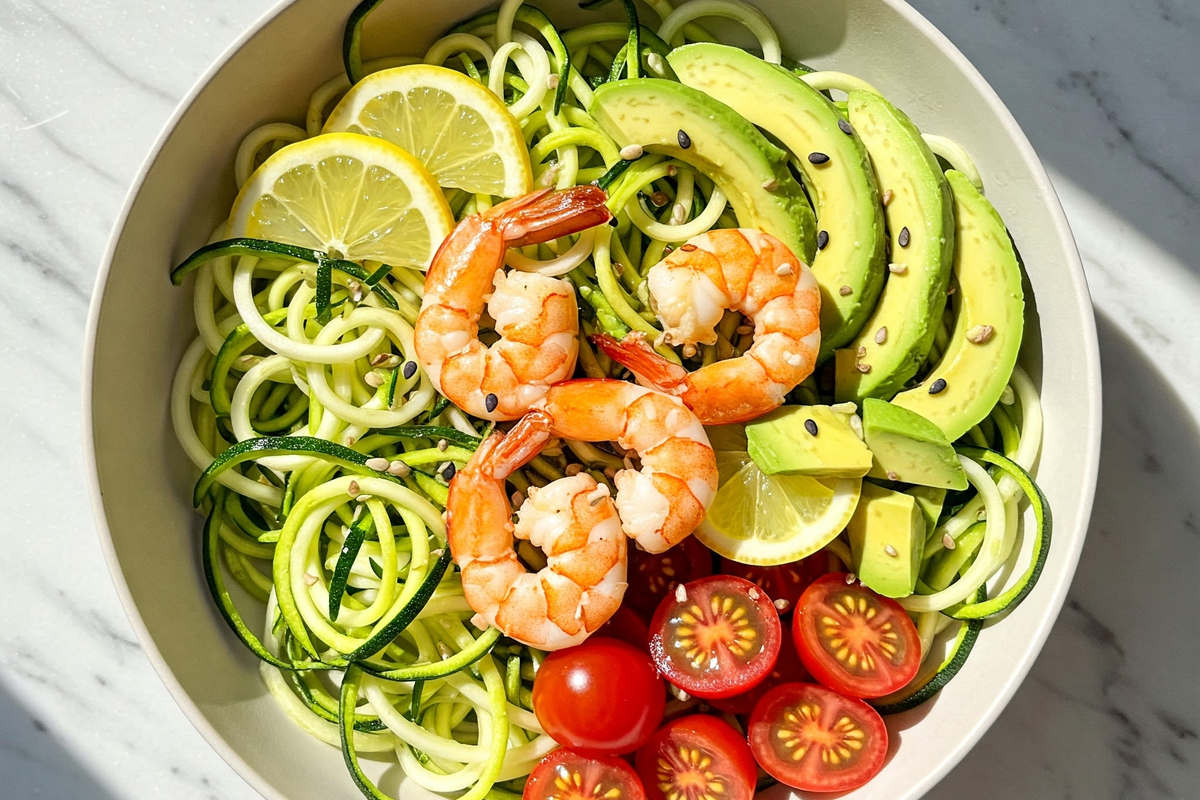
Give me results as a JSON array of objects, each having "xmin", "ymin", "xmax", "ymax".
[{"xmin": 170, "ymin": 0, "xmax": 1049, "ymax": 792}]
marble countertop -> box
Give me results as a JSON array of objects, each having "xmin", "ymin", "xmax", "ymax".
[{"xmin": 2, "ymin": 0, "xmax": 1198, "ymax": 797}]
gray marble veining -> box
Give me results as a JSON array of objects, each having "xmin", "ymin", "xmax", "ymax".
[{"xmin": 1, "ymin": 0, "xmax": 1197, "ymax": 798}]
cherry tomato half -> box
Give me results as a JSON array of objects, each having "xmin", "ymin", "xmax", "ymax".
[
  {"xmin": 625, "ymin": 536, "xmax": 714, "ymax": 617},
  {"xmin": 708, "ymin": 627, "xmax": 809, "ymax": 715},
  {"xmin": 749, "ymin": 682, "xmax": 888, "ymax": 792},
  {"xmin": 793, "ymin": 573, "xmax": 921, "ymax": 698},
  {"xmin": 525, "ymin": 749, "xmax": 647, "ymax": 800},
  {"xmin": 649, "ymin": 575, "xmax": 782, "ymax": 699},
  {"xmin": 721, "ymin": 553, "xmax": 834, "ymax": 615},
  {"xmin": 635, "ymin": 715, "xmax": 757, "ymax": 800},
  {"xmin": 533, "ymin": 638, "xmax": 665, "ymax": 754},
  {"xmin": 598, "ymin": 606, "xmax": 650, "ymax": 650}
]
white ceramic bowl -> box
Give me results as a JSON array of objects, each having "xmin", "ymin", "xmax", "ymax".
[{"xmin": 85, "ymin": 1, "xmax": 1101, "ymax": 798}]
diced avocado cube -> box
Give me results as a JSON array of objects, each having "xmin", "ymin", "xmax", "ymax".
[
  {"xmin": 848, "ymin": 483, "xmax": 926, "ymax": 598},
  {"xmin": 862, "ymin": 399, "xmax": 968, "ymax": 490},
  {"xmin": 747, "ymin": 405, "xmax": 872, "ymax": 478},
  {"xmin": 906, "ymin": 485, "xmax": 947, "ymax": 534}
]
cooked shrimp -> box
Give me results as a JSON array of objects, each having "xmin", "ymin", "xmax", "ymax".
[
  {"xmin": 415, "ymin": 186, "xmax": 612, "ymax": 421},
  {"xmin": 448, "ymin": 409, "xmax": 627, "ymax": 650},
  {"xmin": 539, "ymin": 379, "xmax": 718, "ymax": 555},
  {"xmin": 593, "ymin": 228, "xmax": 821, "ymax": 425}
]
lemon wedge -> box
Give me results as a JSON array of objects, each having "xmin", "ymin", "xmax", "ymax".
[
  {"xmin": 228, "ymin": 132, "xmax": 453, "ymax": 269},
  {"xmin": 323, "ymin": 65, "xmax": 533, "ymax": 198},
  {"xmin": 695, "ymin": 424, "xmax": 862, "ymax": 565}
]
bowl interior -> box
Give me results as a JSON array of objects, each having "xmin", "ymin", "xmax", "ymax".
[{"xmin": 87, "ymin": 1, "xmax": 1099, "ymax": 799}]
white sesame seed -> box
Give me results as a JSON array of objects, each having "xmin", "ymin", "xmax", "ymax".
[
  {"xmin": 774, "ymin": 598, "xmax": 790, "ymax": 611},
  {"xmin": 682, "ymin": 343, "xmax": 697, "ymax": 358},
  {"xmin": 857, "ymin": 346, "xmax": 867, "ymax": 358},
  {"xmin": 437, "ymin": 439, "xmax": 448, "ymax": 451},
  {"xmin": 364, "ymin": 371, "xmax": 385, "ymax": 388},
  {"xmin": 387, "ymin": 460, "xmax": 410, "ymax": 477},
  {"xmin": 888, "ymin": 262, "xmax": 908, "ymax": 275},
  {"xmin": 748, "ymin": 587, "xmax": 760, "ymax": 600},
  {"xmin": 831, "ymin": 402, "xmax": 857, "ymax": 414},
  {"xmin": 511, "ymin": 490, "xmax": 525, "ymax": 508},
  {"xmin": 565, "ymin": 463, "xmax": 583, "ymax": 476},
  {"xmin": 839, "ymin": 285, "xmax": 853, "ymax": 296},
  {"xmin": 303, "ymin": 572, "xmax": 318, "ymax": 586},
  {"xmin": 667, "ymin": 164, "xmax": 678, "ymax": 177},
  {"xmin": 546, "ymin": 73, "xmax": 560, "ymax": 89},
  {"xmin": 875, "ymin": 326, "xmax": 888, "ymax": 345},
  {"xmin": 886, "ymin": 470, "xmax": 899, "ymax": 481},
  {"xmin": 623, "ymin": 456, "xmax": 636, "ymax": 470},
  {"xmin": 369, "ymin": 353, "xmax": 390, "ymax": 367},
  {"xmin": 762, "ymin": 178, "xmax": 779, "ymax": 191},
  {"xmin": 671, "ymin": 685, "xmax": 691, "ymax": 702},
  {"xmin": 538, "ymin": 163, "xmax": 560, "ymax": 187},
  {"xmin": 671, "ymin": 203, "xmax": 687, "ymax": 225},
  {"xmin": 675, "ymin": 583, "xmax": 688, "ymax": 602},
  {"xmin": 365, "ymin": 457, "xmax": 389, "ymax": 471},
  {"xmin": 348, "ymin": 280, "xmax": 363, "ymax": 302},
  {"xmin": 857, "ymin": 363, "xmax": 872, "ymax": 374},
  {"xmin": 882, "ymin": 189, "xmax": 894, "ymax": 206},
  {"xmin": 603, "ymin": 467, "xmax": 618, "ymax": 479},
  {"xmin": 885, "ymin": 544, "xmax": 899, "ymax": 557},
  {"xmin": 967, "ymin": 324, "xmax": 995, "ymax": 344},
  {"xmin": 943, "ymin": 533, "xmax": 957, "ymax": 550},
  {"xmin": 844, "ymin": 572, "xmax": 857, "ymax": 584},
  {"xmin": 646, "ymin": 52, "xmax": 665, "ymax": 74},
  {"xmin": 775, "ymin": 263, "xmax": 793, "ymax": 276},
  {"xmin": 1000, "ymin": 385, "xmax": 1016, "ymax": 405},
  {"xmin": 619, "ymin": 143, "xmax": 644, "ymax": 160},
  {"xmin": 348, "ymin": 480, "xmax": 361, "ymax": 497},
  {"xmin": 356, "ymin": 493, "xmax": 372, "ymax": 503}
]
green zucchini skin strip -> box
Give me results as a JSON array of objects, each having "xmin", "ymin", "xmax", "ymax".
[
  {"xmin": 374, "ymin": 425, "xmax": 481, "ymax": 449},
  {"xmin": 362, "ymin": 626, "xmax": 502, "ymax": 681},
  {"xmin": 872, "ymin": 585, "xmax": 987, "ymax": 715},
  {"xmin": 340, "ymin": 665, "xmax": 400, "ymax": 800},
  {"xmin": 346, "ymin": 547, "xmax": 454, "ymax": 661},
  {"xmin": 202, "ymin": 494, "xmax": 337, "ymax": 672},
  {"xmin": 210, "ymin": 308, "xmax": 291, "ymax": 417},
  {"xmin": 328, "ymin": 512, "xmax": 376, "ymax": 622},
  {"xmin": 946, "ymin": 446, "xmax": 1052, "ymax": 620},
  {"xmin": 193, "ymin": 436, "xmax": 473, "ymax": 507},
  {"xmin": 170, "ymin": 238, "xmax": 398, "ymax": 311},
  {"xmin": 343, "ymin": 0, "xmax": 387, "ymax": 84}
]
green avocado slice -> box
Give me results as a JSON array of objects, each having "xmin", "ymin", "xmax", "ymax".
[
  {"xmin": 666, "ymin": 43, "xmax": 887, "ymax": 361},
  {"xmin": 861, "ymin": 398, "xmax": 968, "ymax": 490},
  {"xmin": 847, "ymin": 482, "xmax": 926, "ymax": 598},
  {"xmin": 590, "ymin": 78, "xmax": 816, "ymax": 263},
  {"xmin": 890, "ymin": 171, "xmax": 1025, "ymax": 440},
  {"xmin": 834, "ymin": 91, "xmax": 955, "ymax": 402}
]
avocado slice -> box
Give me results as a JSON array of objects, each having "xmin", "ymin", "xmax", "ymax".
[
  {"xmin": 746, "ymin": 405, "xmax": 872, "ymax": 478},
  {"xmin": 847, "ymin": 482, "xmax": 925, "ymax": 598},
  {"xmin": 590, "ymin": 78, "xmax": 816, "ymax": 263},
  {"xmin": 861, "ymin": 398, "xmax": 967, "ymax": 490},
  {"xmin": 890, "ymin": 171, "xmax": 1025, "ymax": 441},
  {"xmin": 667, "ymin": 44, "xmax": 887, "ymax": 361},
  {"xmin": 906, "ymin": 485, "xmax": 947, "ymax": 534},
  {"xmin": 834, "ymin": 91, "xmax": 955, "ymax": 402}
]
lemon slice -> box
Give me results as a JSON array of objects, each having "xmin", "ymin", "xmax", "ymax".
[
  {"xmin": 695, "ymin": 424, "xmax": 862, "ymax": 565},
  {"xmin": 228, "ymin": 132, "xmax": 453, "ymax": 269},
  {"xmin": 323, "ymin": 65, "xmax": 533, "ymax": 198}
]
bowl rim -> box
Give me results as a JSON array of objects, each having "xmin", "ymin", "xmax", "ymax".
[{"xmin": 83, "ymin": 1, "xmax": 1103, "ymax": 798}]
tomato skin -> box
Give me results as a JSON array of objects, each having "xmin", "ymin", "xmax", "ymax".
[
  {"xmin": 599, "ymin": 606, "xmax": 650, "ymax": 650},
  {"xmin": 625, "ymin": 536, "xmax": 714, "ymax": 617},
  {"xmin": 525, "ymin": 749, "xmax": 647, "ymax": 800},
  {"xmin": 793, "ymin": 573, "xmax": 921, "ymax": 699},
  {"xmin": 649, "ymin": 575, "xmax": 782, "ymax": 700},
  {"xmin": 708, "ymin": 627, "xmax": 809, "ymax": 715},
  {"xmin": 720, "ymin": 553, "xmax": 834, "ymax": 614},
  {"xmin": 635, "ymin": 715, "xmax": 757, "ymax": 800},
  {"xmin": 748, "ymin": 682, "xmax": 888, "ymax": 792},
  {"xmin": 533, "ymin": 638, "xmax": 665, "ymax": 754}
]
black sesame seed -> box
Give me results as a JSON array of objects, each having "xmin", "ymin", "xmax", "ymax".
[
  {"xmin": 898, "ymin": 226, "xmax": 911, "ymax": 248},
  {"xmin": 677, "ymin": 129, "xmax": 692, "ymax": 149},
  {"xmin": 441, "ymin": 462, "xmax": 457, "ymax": 480},
  {"xmin": 402, "ymin": 360, "xmax": 418, "ymax": 379},
  {"xmin": 804, "ymin": 419, "xmax": 819, "ymax": 436},
  {"xmin": 816, "ymin": 230, "xmax": 830, "ymax": 251},
  {"xmin": 929, "ymin": 378, "xmax": 948, "ymax": 395},
  {"xmin": 808, "ymin": 152, "xmax": 830, "ymax": 165},
  {"xmin": 485, "ymin": 393, "xmax": 499, "ymax": 412},
  {"xmin": 838, "ymin": 118, "xmax": 854, "ymax": 135}
]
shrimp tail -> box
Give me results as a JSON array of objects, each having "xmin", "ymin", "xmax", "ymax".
[
  {"xmin": 474, "ymin": 409, "xmax": 554, "ymax": 479},
  {"xmin": 590, "ymin": 333, "xmax": 690, "ymax": 397},
  {"xmin": 488, "ymin": 185, "xmax": 612, "ymax": 248}
]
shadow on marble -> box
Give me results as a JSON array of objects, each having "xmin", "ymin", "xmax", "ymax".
[
  {"xmin": 926, "ymin": 310, "xmax": 1200, "ymax": 799},
  {"xmin": 0, "ymin": 681, "xmax": 118, "ymax": 799}
]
